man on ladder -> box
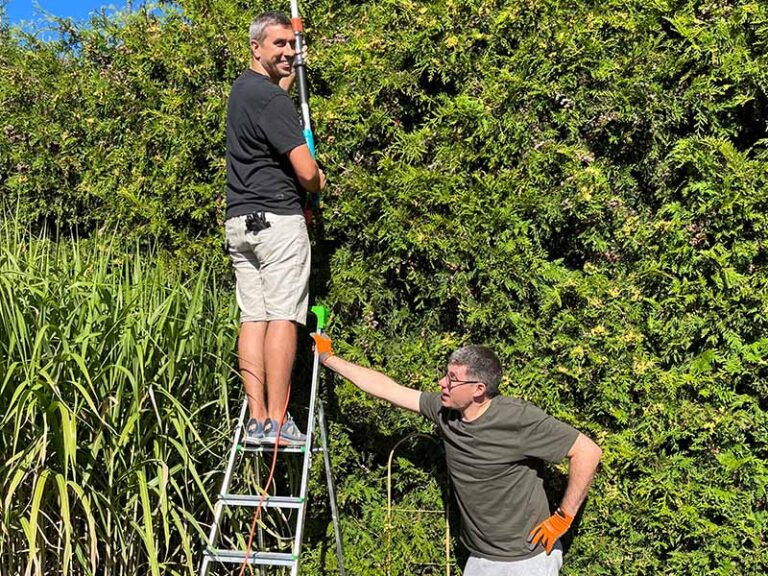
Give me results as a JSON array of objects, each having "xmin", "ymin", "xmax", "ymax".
[
  {"xmin": 224, "ymin": 11, "xmax": 326, "ymax": 444},
  {"xmin": 203, "ymin": 10, "xmax": 344, "ymax": 575}
]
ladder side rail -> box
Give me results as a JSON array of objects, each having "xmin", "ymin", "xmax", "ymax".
[
  {"xmin": 317, "ymin": 396, "xmax": 346, "ymax": 576},
  {"xmin": 200, "ymin": 397, "xmax": 249, "ymax": 576},
  {"xmin": 290, "ymin": 334, "xmax": 323, "ymax": 575}
]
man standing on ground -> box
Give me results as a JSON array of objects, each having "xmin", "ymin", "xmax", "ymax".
[
  {"xmin": 312, "ymin": 336, "xmax": 602, "ymax": 575},
  {"xmin": 225, "ymin": 11, "xmax": 325, "ymax": 444}
]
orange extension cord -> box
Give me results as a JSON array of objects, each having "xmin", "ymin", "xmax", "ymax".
[{"xmin": 238, "ymin": 384, "xmax": 293, "ymax": 576}]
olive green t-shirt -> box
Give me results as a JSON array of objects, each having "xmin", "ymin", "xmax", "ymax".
[{"xmin": 419, "ymin": 392, "xmax": 579, "ymax": 561}]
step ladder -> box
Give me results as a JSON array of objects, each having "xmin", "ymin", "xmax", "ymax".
[{"xmin": 200, "ymin": 306, "xmax": 345, "ymax": 576}]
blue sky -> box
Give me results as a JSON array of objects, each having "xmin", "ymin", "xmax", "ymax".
[{"xmin": 3, "ymin": 0, "xmax": 129, "ymax": 26}]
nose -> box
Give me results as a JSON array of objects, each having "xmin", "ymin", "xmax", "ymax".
[{"xmin": 438, "ymin": 375, "xmax": 449, "ymax": 389}]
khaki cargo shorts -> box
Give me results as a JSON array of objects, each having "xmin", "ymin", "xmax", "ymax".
[{"xmin": 225, "ymin": 213, "xmax": 310, "ymax": 325}]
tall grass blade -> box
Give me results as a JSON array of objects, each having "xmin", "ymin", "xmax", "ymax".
[
  {"xmin": 24, "ymin": 469, "xmax": 49, "ymax": 576},
  {"xmin": 1, "ymin": 218, "xmax": 239, "ymax": 575},
  {"xmin": 136, "ymin": 468, "xmax": 160, "ymax": 576},
  {"xmin": 54, "ymin": 474, "xmax": 72, "ymax": 576}
]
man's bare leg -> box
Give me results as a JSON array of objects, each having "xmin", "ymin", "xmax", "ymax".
[
  {"xmin": 264, "ymin": 320, "xmax": 297, "ymax": 422},
  {"xmin": 238, "ymin": 320, "xmax": 268, "ymax": 421}
]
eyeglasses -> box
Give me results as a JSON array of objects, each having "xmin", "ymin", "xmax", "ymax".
[{"xmin": 442, "ymin": 373, "xmax": 483, "ymax": 391}]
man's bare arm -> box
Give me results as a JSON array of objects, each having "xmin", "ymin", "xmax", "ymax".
[
  {"xmin": 287, "ymin": 144, "xmax": 325, "ymax": 193},
  {"xmin": 560, "ymin": 433, "xmax": 602, "ymax": 517},
  {"xmin": 527, "ymin": 432, "xmax": 601, "ymax": 553},
  {"xmin": 278, "ymin": 72, "xmax": 296, "ymax": 92},
  {"xmin": 323, "ymin": 355, "xmax": 422, "ymax": 413}
]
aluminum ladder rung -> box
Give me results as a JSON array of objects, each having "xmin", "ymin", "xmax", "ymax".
[
  {"xmin": 204, "ymin": 549, "xmax": 296, "ymax": 567},
  {"xmin": 237, "ymin": 443, "xmax": 323, "ymax": 454},
  {"xmin": 218, "ymin": 494, "xmax": 303, "ymax": 509}
]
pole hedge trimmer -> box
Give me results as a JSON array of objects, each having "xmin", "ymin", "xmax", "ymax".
[
  {"xmin": 289, "ymin": 0, "xmax": 321, "ymax": 225},
  {"xmin": 290, "ymin": 0, "xmax": 314, "ymax": 157}
]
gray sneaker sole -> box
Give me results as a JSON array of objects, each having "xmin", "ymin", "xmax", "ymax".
[
  {"xmin": 262, "ymin": 434, "xmax": 306, "ymax": 446},
  {"xmin": 243, "ymin": 434, "xmax": 266, "ymax": 445}
]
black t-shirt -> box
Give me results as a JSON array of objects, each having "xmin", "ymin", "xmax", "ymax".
[
  {"xmin": 419, "ymin": 392, "xmax": 579, "ymax": 561},
  {"xmin": 226, "ymin": 69, "xmax": 307, "ymax": 218}
]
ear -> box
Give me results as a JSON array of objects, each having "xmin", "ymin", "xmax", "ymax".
[
  {"xmin": 473, "ymin": 382, "xmax": 487, "ymax": 400},
  {"xmin": 250, "ymin": 39, "xmax": 261, "ymax": 60}
]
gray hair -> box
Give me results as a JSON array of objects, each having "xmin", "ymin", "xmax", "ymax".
[
  {"xmin": 448, "ymin": 345, "xmax": 503, "ymax": 397},
  {"xmin": 249, "ymin": 11, "xmax": 291, "ymax": 43}
]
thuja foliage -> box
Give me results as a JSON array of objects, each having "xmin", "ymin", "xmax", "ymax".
[{"xmin": 2, "ymin": 0, "xmax": 768, "ymax": 574}]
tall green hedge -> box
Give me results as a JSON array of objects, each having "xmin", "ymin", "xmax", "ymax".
[{"xmin": 1, "ymin": 0, "xmax": 767, "ymax": 574}]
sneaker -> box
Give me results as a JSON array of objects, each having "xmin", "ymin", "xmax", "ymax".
[
  {"xmin": 243, "ymin": 418, "xmax": 265, "ymax": 445},
  {"xmin": 264, "ymin": 414, "xmax": 306, "ymax": 445}
]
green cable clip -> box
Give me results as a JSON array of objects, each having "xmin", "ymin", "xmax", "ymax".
[{"xmin": 311, "ymin": 305, "xmax": 329, "ymax": 331}]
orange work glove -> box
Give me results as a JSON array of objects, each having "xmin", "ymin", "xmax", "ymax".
[
  {"xmin": 311, "ymin": 333, "xmax": 334, "ymax": 363},
  {"xmin": 526, "ymin": 508, "xmax": 573, "ymax": 554}
]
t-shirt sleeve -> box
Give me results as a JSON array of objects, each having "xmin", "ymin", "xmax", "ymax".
[
  {"xmin": 419, "ymin": 391, "xmax": 443, "ymax": 423},
  {"xmin": 518, "ymin": 402, "xmax": 580, "ymax": 463},
  {"xmin": 257, "ymin": 93, "xmax": 306, "ymax": 155}
]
